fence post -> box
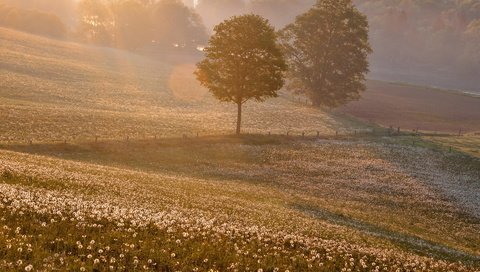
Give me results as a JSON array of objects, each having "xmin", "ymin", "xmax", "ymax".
[
  {"xmin": 95, "ymin": 136, "xmax": 98, "ymax": 143},
  {"xmin": 302, "ymin": 132, "xmax": 305, "ymax": 138},
  {"xmin": 335, "ymin": 131, "xmax": 338, "ymax": 137},
  {"xmin": 317, "ymin": 131, "xmax": 320, "ymax": 138}
]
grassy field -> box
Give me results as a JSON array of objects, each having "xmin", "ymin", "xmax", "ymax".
[
  {"xmin": 0, "ymin": 27, "xmax": 359, "ymax": 143},
  {"xmin": 1, "ymin": 28, "xmax": 479, "ymax": 271},
  {"xmin": 424, "ymin": 135, "xmax": 480, "ymax": 158}
]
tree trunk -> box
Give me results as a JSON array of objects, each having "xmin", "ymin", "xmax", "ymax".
[{"xmin": 236, "ymin": 102, "xmax": 242, "ymax": 135}]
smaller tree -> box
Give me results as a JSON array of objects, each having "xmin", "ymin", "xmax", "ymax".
[
  {"xmin": 280, "ymin": 0, "xmax": 372, "ymax": 108},
  {"xmin": 195, "ymin": 14, "xmax": 286, "ymax": 135}
]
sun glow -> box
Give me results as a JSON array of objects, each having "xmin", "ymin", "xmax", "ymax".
[{"xmin": 168, "ymin": 64, "xmax": 208, "ymax": 102}]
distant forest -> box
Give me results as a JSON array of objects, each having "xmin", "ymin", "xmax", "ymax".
[{"xmin": 1, "ymin": 0, "xmax": 479, "ymax": 86}]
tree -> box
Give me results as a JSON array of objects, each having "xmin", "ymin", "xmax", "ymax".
[
  {"xmin": 195, "ymin": 15, "xmax": 286, "ymax": 135},
  {"xmin": 111, "ymin": 0, "xmax": 150, "ymax": 50},
  {"xmin": 77, "ymin": 0, "xmax": 113, "ymax": 45},
  {"xmin": 279, "ymin": 0, "xmax": 372, "ymax": 107},
  {"xmin": 0, "ymin": 3, "xmax": 67, "ymax": 38},
  {"xmin": 151, "ymin": 0, "xmax": 208, "ymax": 49}
]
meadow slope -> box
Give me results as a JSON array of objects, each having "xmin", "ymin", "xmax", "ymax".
[
  {"xmin": 0, "ymin": 28, "xmax": 479, "ymax": 271},
  {"xmin": 0, "ymin": 27, "xmax": 356, "ymax": 143}
]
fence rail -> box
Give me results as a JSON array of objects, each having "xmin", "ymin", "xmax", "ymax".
[{"xmin": 0, "ymin": 126, "xmax": 475, "ymax": 148}]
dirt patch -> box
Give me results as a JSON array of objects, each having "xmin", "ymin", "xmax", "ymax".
[{"xmin": 337, "ymin": 81, "xmax": 480, "ymax": 133}]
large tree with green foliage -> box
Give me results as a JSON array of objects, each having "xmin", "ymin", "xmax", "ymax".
[
  {"xmin": 195, "ymin": 14, "xmax": 286, "ymax": 135},
  {"xmin": 279, "ymin": 0, "xmax": 372, "ymax": 108}
]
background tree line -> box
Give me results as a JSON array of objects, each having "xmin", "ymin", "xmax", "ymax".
[
  {"xmin": 0, "ymin": 0, "xmax": 209, "ymax": 50},
  {"xmin": 354, "ymin": 0, "xmax": 480, "ymax": 78},
  {"xmin": 76, "ymin": 0, "xmax": 208, "ymax": 50},
  {"xmin": 0, "ymin": 1, "xmax": 67, "ymax": 38},
  {"xmin": 1, "ymin": 0, "xmax": 479, "ymax": 78}
]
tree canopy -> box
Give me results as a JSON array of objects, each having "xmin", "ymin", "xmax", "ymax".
[
  {"xmin": 0, "ymin": 2, "xmax": 67, "ymax": 38},
  {"xmin": 279, "ymin": 0, "xmax": 372, "ymax": 108},
  {"xmin": 151, "ymin": 0, "xmax": 208, "ymax": 48},
  {"xmin": 195, "ymin": 14, "xmax": 286, "ymax": 134},
  {"xmin": 77, "ymin": 0, "xmax": 208, "ymax": 50}
]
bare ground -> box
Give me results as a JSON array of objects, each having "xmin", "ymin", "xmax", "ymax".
[{"xmin": 337, "ymin": 80, "xmax": 480, "ymax": 133}]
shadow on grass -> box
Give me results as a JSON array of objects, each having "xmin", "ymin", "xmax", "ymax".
[
  {"xmin": 293, "ymin": 203, "xmax": 480, "ymax": 265},
  {"xmin": 0, "ymin": 135, "xmax": 299, "ymax": 181},
  {"xmin": 2, "ymin": 133, "xmax": 479, "ymax": 266}
]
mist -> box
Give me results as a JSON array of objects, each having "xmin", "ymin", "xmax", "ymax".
[
  {"xmin": 0, "ymin": 0, "xmax": 77, "ymax": 26},
  {"xmin": 195, "ymin": 0, "xmax": 480, "ymax": 93},
  {"xmin": 0, "ymin": 0, "xmax": 478, "ymax": 93}
]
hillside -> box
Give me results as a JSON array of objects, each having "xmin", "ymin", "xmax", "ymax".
[
  {"xmin": 338, "ymin": 80, "xmax": 480, "ymax": 133},
  {"xmin": 0, "ymin": 27, "xmax": 355, "ymax": 144},
  {"xmin": 0, "ymin": 28, "xmax": 479, "ymax": 271}
]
